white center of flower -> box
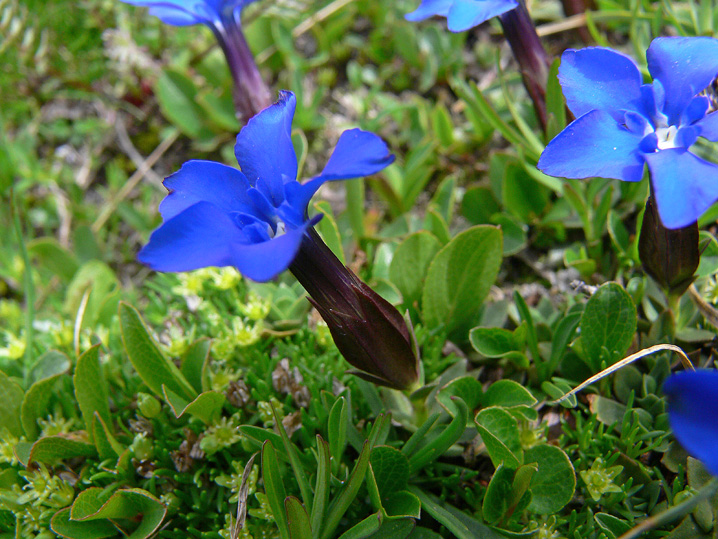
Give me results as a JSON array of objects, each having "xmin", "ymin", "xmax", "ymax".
[
  {"xmin": 655, "ymin": 125, "xmax": 679, "ymax": 150},
  {"xmin": 274, "ymin": 221, "xmax": 286, "ymax": 238}
]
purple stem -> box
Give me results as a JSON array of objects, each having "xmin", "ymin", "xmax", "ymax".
[
  {"xmin": 214, "ymin": 9, "xmax": 272, "ymax": 121},
  {"xmin": 498, "ymin": 0, "xmax": 552, "ymax": 130}
]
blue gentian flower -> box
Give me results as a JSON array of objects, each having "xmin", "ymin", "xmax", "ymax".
[
  {"xmin": 538, "ymin": 37, "xmax": 718, "ymax": 229},
  {"xmin": 663, "ymin": 370, "xmax": 718, "ymax": 476},
  {"xmin": 139, "ymin": 90, "xmax": 394, "ymax": 282},
  {"xmin": 405, "ymin": 0, "xmax": 518, "ymax": 32},
  {"xmin": 120, "ymin": 0, "xmax": 271, "ymax": 119},
  {"xmin": 139, "ymin": 90, "xmax": 420, "ymax": 390},
  {"xmin": 120, "ymin": 0, "xmax": 258, "ymax": 27}
]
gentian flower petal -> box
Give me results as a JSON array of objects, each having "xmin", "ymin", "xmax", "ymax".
[
  {"xmin": 231, "ymin": 216, "xmax": 322, "ymax": 282},
  {"xmin": 404, "ymin": 0, "xmax": 453, "ymax": 21},
  {"xmin": 647, "ymin": 37, "xmax": 718, "ymax": 124},
  {"xmin": 234, "ymin": 90, "xmax": 297, "ymax": 204},
  {"xmin": 558, "ymin": 47, "xmax": 643, "ymax": 120},
  {"xmin": 645, "ymin": 148, "xmax": 718, "ymax": 228},
  {"xmin": 316, "ymin": 129, "xmax": 396, "ymax": 182},
  {"xmin": 159, "ymin": 160, "xmax": 254, "ymax": 220},
  {"xmin": 140, "ymin": 200, "xmax": 321, "ymax": 282},
  {"xmin": 696, "ymin": 110, "xmax": 718, "ymax": 142},
  {"xmin": 663, "ymin": 370, "xmax": 718, "ymax": 476},
  {"xmin": 146, "ymin": 6, "xmax": 201, "ymax": 25},
  {"xmin": 139, "ymin": 201, "xmax": 245, "ymax": 272},
  {"xmin": 446, "ymin": 0, "xmax": 518, "ymax": 32},
  {"xmin": 120, "ymin": 0, "xmax": 259, "ymax": 26},
  {"xmin": 537, "ymin": 110, "xmax": 645, "ymax": 182}
]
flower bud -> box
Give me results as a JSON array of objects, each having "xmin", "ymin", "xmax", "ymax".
[
  {"xmin": 638, "ymin": 197, "xmax": 699, "ymax": 300},
  {"xmin": 290, "ymin": 229, "xmax": 420, "ymax": 390}
]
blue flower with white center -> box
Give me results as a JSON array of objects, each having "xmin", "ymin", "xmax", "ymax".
[
  {"xmin": 663, "ymin": 370, "xmax": 718, "ymax": 476},
  {"xmin": 138, "ymin": 90, "xmax": 395, "ymax": 283},
  {"xmin": 538, "ymin": 37, "xmax": 718, "ymax": 229},
  {"xmin": 405, "ymin": 0, "xmax": 519, "ymax": 32},
  {"xmin": 119, "ymin": 0, "xmax": 257, "ymax": 27}
]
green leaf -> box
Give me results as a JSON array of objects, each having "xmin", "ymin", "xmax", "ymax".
[
  {"xmin": 409, "ymin": 398, "xmax": 468, "ymax": 473},
  {"xmin": 313, "ymin": 200, "xmax": 345, "ymax": 264},
  {"xmin": 328, "ymin": 396, "xmax": 349, "ymax": 465},
  {"xmin": 57, "ymin": 487, "xmax": 166, "ymax": 539},
  {"xmin": 0, "ymin": 371, "xmax": 24, "ymax": 437},
  {"xmin": 422, "ymin": 226, "xmax": 502, "ymax": 339},
  {"xmin": 119, "ymin": 302, "xmax": 196, "ymax": 401},
  {"xmin": 162, "ymin": 386, "xmax": 225, "ymax": 424},
  {"xmin": 481, "ymin": 380, "xmax": 537, "ymax": 409},
  {"xmin": 524, "ymin": 445, "xmax": 576, "ymax": 514},
  {"xmin": 469, "ymin": 326, "xmax": 525, "ymax": 358},
  {"xmin": 595, "ymin": 513, "xmax": 631, "ymax": 539},
  {"xmin": 544, "ymin": 310, "xmax": 582, "ymax": 378},
  {"xmin": 28, "ymin": 237, "xmax": 79, "ymax": 282},
  {"xmin": 51, "ymin": 508, "xmax": 117, "ymax": 539},
  {"xmin": 370, "ymin": 446, "xmax": 410, "ymax": 497},
  {"xmin": 389, "ymin": 231, "xmax": 442, "ymax": 308},
  {"xmin": 409, "ymin": 486, "xmax": 504, "ymax": 539},
  {"xmin": 322, "ymin": 441, "xmax": 372, "ymax": 539},
  {"xmin": 482, "ymin": 464, "xmax": 515, "ymax": 524},
  {"xmin": 285, "ymin": 496, "xmax": 312, "ymax": 539},
  {"xmin": 475, "ymin": 407, "xmax": 522, "ymax": 469},
  {"xmin": 382, "ymin": 491, "xmax": 421, "ymax": 520},
  {"xmin": 580, "ymin": 283, "xmax": 637, "ymax": 371},
  {"xmin": 27, "ymin": 350, "xmax": 71, "ymax": 385},
  {"xmin": 311, "ymin": 436, "xmax": 331, "ymax": 535},
  {"xmin": 74, "ymin": 345, "xmax": 110, "ymax": 444},
  {"xmin": 238, "ymin": 425, "xmax": 285, "ymax": 452},
  {"xmin": 180, "ymin": 338, "xmax": 212, "ymax": 394},
  {"xmin": 545, "ymin": 58, "xmax": 567, "ymax": 141},
  {"xmin": 431, "ymin": 103, "xmax": 454, "ymax": 147},
  {"xmin": 271, "ymin": 405, "xmax": 313, "ymax": 513},
  {"xmin": 27, "ymin": 436, "xmax": 96, "ymax": 466},
  {"xmin": 64, "ymin": 261, "xmax": 120, "ymax": 327},
  {"xmin": 436, "ymin": 376, "xmax": 483, "ymax": 415},
  {"xmin": 155, "ymin": 69, "xmax": 205, "ymax": 138},
  {"xmin": 461, "ymin": 187, "xmax": 500, "ymax": 225},
  {"xmin": 92, "ymin": 413, "xmax": 123, "ymax": 460},
  {"xmin": 502, "ymin": 163, "xmax": 549, "ymax": 223},
  {"xmin": 21, "ymin": 369, "xmax": 65, "ymax": 440},
  {"xmin": 336, "ymin": 514, "xmax": 381, "ymax": 539},
  {"xmin": 196, "ymin": 90, "xmax": 240, "ymax": 132},
  {"xmin": 262, "ymin": 441, "xmax": 290, "ymax": 539},
  {"xmin": 491, "ymin": 213, "xmax": 528, "ymax": 256}
]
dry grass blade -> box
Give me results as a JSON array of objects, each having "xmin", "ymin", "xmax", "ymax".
[
  {"xmin": 230, "ymin": 452, "xmax": 258, "ymax": 539},
  {"xmin": 551, "ymin": 344, "xmax": 695, "ymax": 405}
]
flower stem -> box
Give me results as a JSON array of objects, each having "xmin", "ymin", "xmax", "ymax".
[
  {"xmin": 214, "ymin": 10, "xmax": 273, "ymax": 122},
  {"xmin": 498, "ymin": 0, "xmax": 552, "ymax": 130}
]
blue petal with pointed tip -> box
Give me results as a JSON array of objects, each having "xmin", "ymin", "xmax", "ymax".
[
  {"xmin": 647, "ymin": 37, "xmax": 718, "ymax": 125},
  {"xmin": 405, "ymin": 0, "xmax": 453, "ymax": 21},
  {"xmin": 446, "ymin": 0, "xmax": 517, "ymax": 32},
  {"xmin": 645, "ymin": 148, "xmax": 718, "ymax": 229},
  {"xmin": 119, "ymin": 0, "xmax": 258, "ymax": 26},
  {"xmin": 537, "ymin": 110, "xmax": 645, "ymax": 182},
  {"xmin": 234, "ymin": 90, "xmax": 296, "ymax": 203},
  {"xmin": 558, "ymin": 47, "xmax": 644, "ymax": 120},
  {"xmin": 159, "ymin": 160, "xmax": 254, "ymax": 220},
  {"xmin": 664, "ymin": 370, "xmax": 718, "ymax": 477}
]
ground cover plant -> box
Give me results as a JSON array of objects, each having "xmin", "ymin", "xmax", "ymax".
[{"xmin": 3, "ymin": 0, "xmax": 718, "ymax": 538}]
